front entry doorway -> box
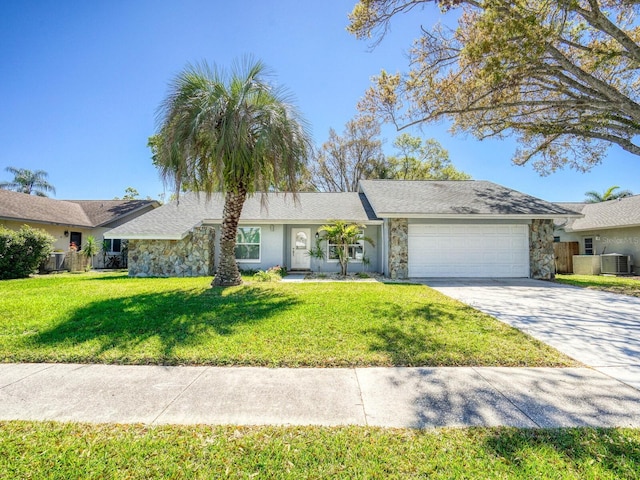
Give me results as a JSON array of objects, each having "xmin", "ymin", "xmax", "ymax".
[{"xmin": 290, "ymin": 228, "xmax": 311, "ymax": 270}]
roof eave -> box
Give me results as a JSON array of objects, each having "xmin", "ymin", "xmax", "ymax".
[
  {"xmin": 566, "ymin": 222, "xmax": 640, "ymax": 232},
  {"xmin": 0, "ymin": 215, "xmax": 94, "ymax": 229},
  {"xmin": 373, "ymin": 213, "xmax": 584, "ymax": 220},
  {"xmin": 103, "ymin": 232, "xmax": 188, "ymax": 240},
  {"xmin": 202, "ymin": 219, "xmax": 383, "ymax": 225}
]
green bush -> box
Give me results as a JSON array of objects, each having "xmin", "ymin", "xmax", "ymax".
[
  {"xmin": 0, "ymin": 225, "xmax": 54, "ymax": 280},
  {"xmin": 252, "ymin": 266, "xmax": 286, "ymax": 282}
]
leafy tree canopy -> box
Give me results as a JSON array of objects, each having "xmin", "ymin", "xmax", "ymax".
[
  {"xmin": 374, "ymin": 133, "xmax": 470, "ymax": 180},
  {"xmin": 308, "ymin": 114, "xmax": 469, "ymax": 191},
  {"xmin": 114, "ymin": 187, "xmax": 140, "ymax": 200},
  {"xmin": 349, "ymin": 0, "xmax": 640, "ymax": 174}
]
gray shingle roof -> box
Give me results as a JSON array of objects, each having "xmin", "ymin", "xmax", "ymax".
[
  {"xmin": 67, "ymin": 200, "xmax": 158, "ymax": 227},
  {"xmin": 561, "ymin": 195, "xmax": 640, "ymax": 231},
  {"xmin": 359, "ymin": 180, "xmax": 581, "ymax": 217},
  {"xmin": 0, "ymin": 189, "xmax": 157, "ymax": 228},
  {"xmin": 105, "ymin": 192, "xmax": 380, "ymax": 240}
]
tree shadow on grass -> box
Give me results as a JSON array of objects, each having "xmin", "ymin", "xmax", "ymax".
[
  {"xmin": 33, "ymin": 285, "xmax": 298, "ymax": 364},
  {"xmin": 363, "ymin": 298, "xmax": 495, "ymax": 366},
  {"xmin": 363, "ymin": 295, "xmax": 567, "ymax": 366},
  {"xmin": 481, "ymin": 428, "xmax": 640, "ymax": 477}
]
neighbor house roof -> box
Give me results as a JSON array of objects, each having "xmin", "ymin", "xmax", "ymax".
[
  {"xmin": 0, "ymin": 189, "xmax": 158, "ymax": 228},
  {"xmin": 558, "ymin": 195, "xmax": 640, "ymax": 231},
  {"xmin": 359, "ymin": 180, "xmax": 581, "ymax": 218},
  {"xmin": 105, "ymin": 192, "xmax": 381, "ymax": 240}
]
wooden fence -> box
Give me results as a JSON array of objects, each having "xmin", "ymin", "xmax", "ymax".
[{"xmin": 554, "ymin": 242, "xmax": 579, "ymax": 274}]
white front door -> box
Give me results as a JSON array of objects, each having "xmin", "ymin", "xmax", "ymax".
[{"xmin": 291, "ymin": 228, "xmax": 311, "ymax": 270}]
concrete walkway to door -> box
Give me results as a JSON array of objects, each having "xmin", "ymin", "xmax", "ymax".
[{"xmin": 425, "ymin": 278, "xmax": 640, "ymax": 390}]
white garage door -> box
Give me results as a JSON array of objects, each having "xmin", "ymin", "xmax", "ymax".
[{"xmin": 408, "ymin": 224, "xmax": 529, "ymax": 277}]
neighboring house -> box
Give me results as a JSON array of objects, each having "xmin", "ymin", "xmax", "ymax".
[
  {"xmin": 0, "ymin": 189, "xmax": 159, "ymax": 268},
  {"xmin": 106, "ymin": 180, "xmax": 580, "ymax": 279},
  {"xmin": 555, "ymin": 195, "xmax": 640, "ymax": 273}
]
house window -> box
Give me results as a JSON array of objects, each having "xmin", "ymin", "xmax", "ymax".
[
  {"xmin": 327, "ymin": 231, "xmax": 364, "ymax": 262},
  {"xmin": 235, "ymin": 227, "xmax": 261, "ymax": 262},
  {"xmin": 104, "ymin": 239, "xmax": 122, "ymax": 253},
  {"xmin": 554, "ymin": 236, "xmax": 561, "ymax": 243},
  {"xmin": 584, "ymin": 237, "xmax": 594, "ymax": 255}
]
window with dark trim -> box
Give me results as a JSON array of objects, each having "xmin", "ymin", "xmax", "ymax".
[
  {"xmin": 584, "ymin": 237, "xmax": 594, "ymax": 255},
  {"xmin": 104, "ymin": 239, "xmax": 122, "ymax": 253}
]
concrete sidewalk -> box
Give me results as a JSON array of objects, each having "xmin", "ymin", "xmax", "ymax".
[{"xmin": 2, "ymin": 363, "xmax": 640, "ymax": 428}]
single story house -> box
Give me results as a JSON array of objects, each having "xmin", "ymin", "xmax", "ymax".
[
  {"xmin": 105, "ymin": 180, "xmax": 580, "ymax": 279},
  {"xmin": 0, "ymin": 189, "xmax": 159, "ymax": 269},
  {"xmin": 555, "ymin": 195, "xmax": 640, "ymax": 274}
]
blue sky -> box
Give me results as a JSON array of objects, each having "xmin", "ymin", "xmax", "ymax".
[{"xmin": 1, "ymin": 0, "xmax": 638, "ymax": 202}]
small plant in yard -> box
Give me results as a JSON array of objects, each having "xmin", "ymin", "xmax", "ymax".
[
  {"xmin": 356, "ymin": 272, "xmax": 370, "ymax": 279},
  {"xmin": 252, "ymin": 266, "xmax": 285, "ymax": 282},
  {"xmin": 307, "ymin": 237, "xmax": 326, "ymax": 272},
  {"xmin": 82, "ymin": 236, "xmax": 98, "ymax": 270},
  {"xmin": 267, "ymin": 265, "xmax": 287, "ymax": 277}
]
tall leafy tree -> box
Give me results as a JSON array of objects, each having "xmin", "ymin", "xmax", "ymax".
[
  {"xmin": 375, "ymin": 133, "xmax": 470, "ymax": 180},
  {"xmin": 153, "ymin": 58, "xmax": 311, "ymax": 286},
  {"xmin": 0, "ymin": 167, "xmax": 56, "ymax": 197},
  {"xmin": 349, "ymin": 0, "xmax": 640, "ymax": 174},
  {"xmin": 309, "ymin": 114, "xmax": 384, "ymax": 192},
  {"xmin": 584, "ymin": 185, "xmax": 633, "ymax": 203}
]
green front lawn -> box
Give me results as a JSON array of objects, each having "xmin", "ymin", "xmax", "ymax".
[
  {"xmin": 0, "ymin": 272, "xmax": 575, "ymax": 367},
  {"xmin": 1, "ymin": 422, "xmax": 638, "ymax": 479},
  {"xmin": 556, "ymin": 274, "xmax": 640, "ymax": 297}
]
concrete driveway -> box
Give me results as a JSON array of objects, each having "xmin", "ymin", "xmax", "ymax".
[{"xmin": 425, "ymin": 278, "xmax": 640, "ymax": 390}]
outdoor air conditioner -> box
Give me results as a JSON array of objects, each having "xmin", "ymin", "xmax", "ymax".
[{"xmin": 600, "ymin": 254, "xmax": 633, "ymax": 275}]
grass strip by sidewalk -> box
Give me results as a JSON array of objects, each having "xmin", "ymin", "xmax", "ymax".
[
  {"xmin": 0, "ymin": 272, "xmax": 575, "ymax": 367},
  {"xmin": 556, "ymin": 274, "xmax": 640, "ymax": 297},
  {"xmin": 1, "ymin": 421, "xmax": 639, "ymax": 479}
]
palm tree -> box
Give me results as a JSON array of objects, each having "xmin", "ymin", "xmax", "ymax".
[
  {"xmin": 584, "ymin": 185, "xmax": 633, "ymax": 203},
  {"xmin": 319, "ymin": 220, "xmax": 374, "ymax": 276},
  {"xmin": 153, "ymin": 58, "xmax": 311, "ymax": 286},
  {"xmin": 0, "ymin": 167, "xmax": 56, "ymax": 197}
]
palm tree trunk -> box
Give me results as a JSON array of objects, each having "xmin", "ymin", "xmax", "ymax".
[
  {"xmin": 212, "ymin": 188, "xmax": 247, "ymax": 287},
  {"xmin": 341, "ymin": 244, "xmax": 349, "ymax": 276}
]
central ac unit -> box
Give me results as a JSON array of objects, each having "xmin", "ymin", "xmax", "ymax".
[{"xmin": 600, "ymin": 254, "xmax": 632, "ymax": 275}]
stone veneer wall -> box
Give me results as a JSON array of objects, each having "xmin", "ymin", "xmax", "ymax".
[
  {"xmin": 128, "ymin": 226, "xmax": 215, "ymax": 277},
  {"xmin": 529, "ymin": 219, "xmax": 555, "ymax": 280},
  {"xmin": 388, "ymin": 218, "xmax": 408, "ymax": 279}
]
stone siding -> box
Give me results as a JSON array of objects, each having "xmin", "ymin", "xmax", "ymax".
[
  {"xmin": 529, "ymin": 219, "xmax": 555, "ymax": 280},
  {"xmin": 128, "ymin": 226, "xmax": 215, "ymax": 277},
  {"xmin": 388, "ymin": 218, "xmax": 408, "ymax": 279}
]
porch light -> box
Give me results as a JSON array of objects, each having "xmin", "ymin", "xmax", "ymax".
[{"xmin": 315, "ymin": 232, "xmax": 319, "ymax": 239}]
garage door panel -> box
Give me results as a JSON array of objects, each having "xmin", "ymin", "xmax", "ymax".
[{"xmin": 408, "ymin": 224, "xmax": 529, "ymax": 278}]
